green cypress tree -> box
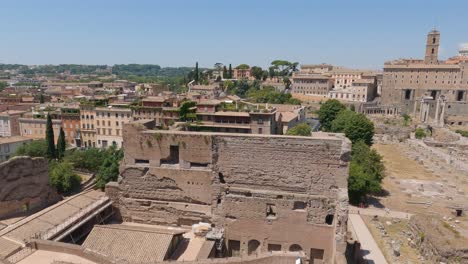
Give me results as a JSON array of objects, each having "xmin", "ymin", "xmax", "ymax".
[
  {"xmin": 57, "ymin": 127, "xmax": 66, "ymax": 160},
  {"xmin": 223, "ymin": 66, "xmax": 228, "ymax": 79},
  {"xmin": 228, "ymin": 64, "xmax": 233, "ymax": 79},
  {"xmin": 194, "ymin": 62, "xmax": 199, "ymax": 84},
  {"xmin": 45, "ymin": 114, "xmax": 56, "ymax": 159},
  {"xmin": 39, "ymin": 93, "xmax": 45, "ymax": 104}
]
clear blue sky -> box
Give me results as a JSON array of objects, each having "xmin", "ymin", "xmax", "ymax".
[{"xmin": 1, "ymin": 0, "xmax": 467, "ymax": 70}]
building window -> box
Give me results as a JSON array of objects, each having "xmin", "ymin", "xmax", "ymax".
[
  {"xmin": 293, "ymin": 201, "xmax": 306, "ymax": 210},
  {"xmin": 457, "ymin": 91, "xmax": 464, "ymax": 101},
  {"xmin": 405, "ymin": 90, "xmax": 411, "ymax": 100},
  {"xmin": 266, "ymin": 204, "xmax": 277, "ymax": 219},
  {"xmin": 258, "ymin": 128, "xmax": 263, "ymax": 134},
  {"xmin": 267, "ymin": 244, "xmax": 281, "ymax": 252},
  {"xmin": 325, "ymin": 214, "xmax": 334, "ymax": 225}
]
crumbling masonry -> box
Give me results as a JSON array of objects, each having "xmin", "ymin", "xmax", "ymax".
[{"xmin": 106, "ymin": 119, "xmax": 351, "ymax": 263}]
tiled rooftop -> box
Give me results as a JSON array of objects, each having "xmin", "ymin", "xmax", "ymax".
[{"xmin": 83, "ymin": 224, "xmax": 179, "ymax": 263}]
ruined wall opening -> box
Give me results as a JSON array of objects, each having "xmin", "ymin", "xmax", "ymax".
[
  {"xmin": 228, "ymin": 240, "xmax": 241, "ymax": 257},
  {"xmin": 289, "ymin": 244, "xmax": 303, "ymax": 252},
  {"xmin": 266, "ymin": 204, "xmax": 277, "ymax": 219},
  {"xmin": 325, "ymin": 214, "xmax": 334, "ymax": 225},
  {"xmin": 268, "ymin": 243, "xmax": 282, "ymax": 252},
  {"xmin": 293, "ymin": 201, "xmax": 306, "ymax": 210},
  {"xmin": 190, "ymin": 162, "xmax": 209, "ymax": 168},
  {"xmin": 218, "ymin": 172, "xmax": 226, "ymax": 184},
  {"xmin": 161, "ymin": 145, "xmax": 179, "ymax": 165},
  {"xmin": 135, "ymin": 159, "xmax": 149, "ymax": 164},
  {"xmin": 310, "ymin": 248, "xmax": 324, "ymax": 263},
  {"xmin": 248, "ymin": 240, "xmax": 260, "ymax": 255}
]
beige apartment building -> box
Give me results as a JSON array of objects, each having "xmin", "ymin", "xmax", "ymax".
[
  {"xmin": 380, "ymin": 29, "xmax": 468, "ymax": 125},
  {"xmin": 95, "ymin": 106, "xmax": 132, "ymax": 148},
  {"xmin": 291, "ymin": 73, "xmax": 334, "ymax": 97},
  {"xmin": 19, "ymin": 117, "xmax": 61, "ymax": 143},
  {"xmin": 329, "ymin": 79, "xmax": 377, "ymax": 102},
  {"xmin": 80, "ymin": 104, "xmax": 97, "ymax": 148}
]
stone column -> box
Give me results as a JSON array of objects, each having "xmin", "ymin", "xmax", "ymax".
[
  {"xmin": 434, "ymin": 97, "xmax": 440, "ymax": 125},
  {"xmin": 413, "ymin": 99, "xmax": 418, "ymax": 117},
  {"xmin": 439, "ymin": 100, "xmax": 446, "ymax": 127}
]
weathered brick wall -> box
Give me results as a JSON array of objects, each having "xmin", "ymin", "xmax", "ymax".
[
  {"xmin": 0, "ymin": 156, "xmax": 59, "ymax": 219},
  {"xmin": 213, "ymin": 135, "xmax": 348, "ymax": 195},
  {"xmin": 109, "ymin": 122, "xmax": 351, "ymax": 263}
]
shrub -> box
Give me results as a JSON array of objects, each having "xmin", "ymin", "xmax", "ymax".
[
  {"xmin": 455, "ymin": 130, "xmax": 468, "ymax": 137},
  {"xmin": 286, "ymin": 123, "xmax": 311, "ymax": 136},
  {"xmin": 415, "ymin": 128, "xmax": 426, "ymax": 139},
  {"xmin": 49, "ymin": 161, "xmax": 81, "ymax": 193},
  {"xmin": 402, "ymin": 114, "xmax": 411, "ymax": 126},
  {"xmin": 15, "ymin": 140, "xmax": 47, "ymax": 158}
]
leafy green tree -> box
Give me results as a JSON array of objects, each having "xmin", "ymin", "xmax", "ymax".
[
  {"xmin": 247, "ymin": 86, "xmax": 301, "ymax": 105},
  {"xmin": 95, "ymin": 147, "xmax": 123, "ymax": 189},
  {"xmin": 317, "ymin": 99, "xmax": 346, "ymax": 131},
  {"xmin": 57, "ymin": 127, "xmax": 66, "ymax": 160},
  {"xmin": 286, "ymin": 123, "xmax": 311, "ymax": 136},
  {"xmin": 235, "ymin": 64, "xmax": 250, "ymax": 70},
  {"xmin": 45, "ymin": 114, "xmax": 56, "ymax": 159},
  {"xmin": 262, "ymin": 70, "xmax": 269, "ymax": 81},
  {"xmin": 179, "ymin": 101, "xmax": 197, "ymax": 121},
  {"xmin": 214, "ymin": 63, "xmax": 223, "ymax": 71},
  {"xmin": 0, "ymin": 81, "xmax": 8, "ymax": 92},
  {"xmin": 15, "ymin": 140, "xmax": 48, "ymax": 157},
  {"xmin": 232, "ymin": 80, "xmax": 250, "ymax": 97},
  {"xmin": 283, "ymin": 77, "xmax": 292, "ymax": 89},
  {"xmin": 251, "ymin": 66, "xmax": 263, "ymax": 80},
  {"xmin": 348, "ymin": 141, "xmax": 385, "ymax": 204},
  {"xmin": 331, "ymin": 110, "xmax": 375, "ymax": 145},
  {"xmin": 49, "ymin": 161, "xmax": 81, "ymax": 193}
]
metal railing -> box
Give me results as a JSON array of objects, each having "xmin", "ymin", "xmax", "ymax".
[{"xmin": 35, "ymin": 196, "xmax": 110, "ymax": 241}]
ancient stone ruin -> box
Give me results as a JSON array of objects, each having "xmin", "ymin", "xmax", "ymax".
[
  {"xmin": 106, "ymin": 119, "xmax": 351, "ymax": 264},
  {"xmin": 0, "ymin": 156, "xmax": 59, "ymax": 219}
]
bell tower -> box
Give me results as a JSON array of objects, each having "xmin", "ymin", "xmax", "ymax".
[{"xmin": 424, "ymin": 29, "xmax": 440, "ymax": 64}]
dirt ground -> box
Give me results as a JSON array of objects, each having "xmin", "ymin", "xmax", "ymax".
[
  {"xmin": 362, "ymin": 215, "xmax": 421, "ymax": 264},
  {"xmin": 373, "ymin": 143, "xmax": 467, "ymax": 215},
  {"xmin": 372, "ymin": 143, "xmax": 468, "ymax": 249}
]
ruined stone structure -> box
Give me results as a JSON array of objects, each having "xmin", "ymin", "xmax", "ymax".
[
  {"xmin": 107, "ymin": 119, "xmax": 351, "ymax": 264},
  {"xmin": 0, "ymin": 156, "xmax": 59, "ymax": 219}
]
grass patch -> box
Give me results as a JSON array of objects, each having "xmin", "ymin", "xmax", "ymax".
[{"xmin": 442, "ymin": 221, "xmax": 461, "ymax": 238}]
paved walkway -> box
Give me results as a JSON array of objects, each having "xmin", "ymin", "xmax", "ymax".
[
  {"xmin": 349, "ymin": 214, "xmax": 388, "ymax": 264},
  {"xmin": 349, "ymin": 206, "xmax": 412, "ymax": 219}
]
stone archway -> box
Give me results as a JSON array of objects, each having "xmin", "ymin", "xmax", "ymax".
[
  {"xmin": 289, "ymin": 244, "xmax": 303, "ymax": 252},
  {"xmin": 248, "ymin": 240, "xmax": 261, "ymax": 255}
]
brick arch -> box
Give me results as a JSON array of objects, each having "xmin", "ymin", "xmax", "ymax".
[
  {"xmin": 289, "ymin": 244, "xmax": 303, "ymax": 252},
  {"xmin": 247, "ymin": 239, "xmax": 261, "ymax": 255}
]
